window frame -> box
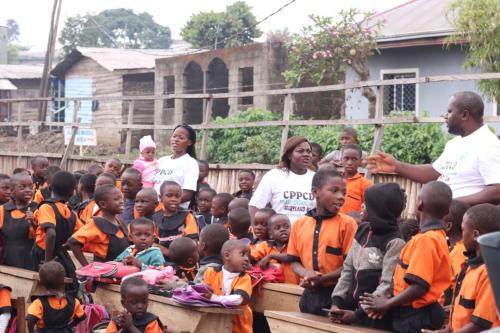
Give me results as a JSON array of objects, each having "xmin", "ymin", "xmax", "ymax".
[{"xmin": 380, "ymin": 68, "xmax": 420, "ymax": 116}]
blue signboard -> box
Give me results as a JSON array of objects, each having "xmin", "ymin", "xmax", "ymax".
[{"xmin": 65, "ymin": 79, "xmax": 93, "ymax": 124}]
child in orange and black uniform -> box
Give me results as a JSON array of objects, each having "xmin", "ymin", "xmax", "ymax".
[
  {"xmin": 0, "ymin": 174, "xmax": 11, "ymax": 205},
  {"xmin": 252, "ymin": 207, "xmax": 276, "ymax": 246},
  {"xmin": 120, "ymin": 168, "xmax": 143, "ymax": 229},
  {"xmin": 227, "ymin": 208, "xmax": 254, "ymax": 247},
  {"xmin": 134, "ymin": 188, "xmax": 159, "ymax": 220},
  {"xmin": 33, "ymin": 165, "xmax": 61, "ymax": 204},
  {"xmin": 68, "ymin": 184, "xmax": 129, "ymax": 265},
  {"xmin": 104, "ymin": 158, "xmax": 123, "ymax": 190},
  {"xmin": 361, "ymin": 181, "xmax": 453, "ymax": 333},
  {"xmin": 196, "ymin": 187, "xmax": 216, "ymax": 226},
  {"xmin": 0, "ymin": 284, "xmax": 12, "ymax": 332},
  {"xmin": 422, "ymin": 204, "xmax": 500, "ymax": 333},
  {"xmin": 251, "ymin": 214, "xmax": 300, "ymax": 285},
  {"xmin": 32, "ymin": 171, "xmax": 82, "ymax": 277},
  {"xmin": 0, "ymin": 173, "xmax": 38, "ymax": 270},
  {"xmin": 287, "ymin": 167, "xmax": 358, "ymax": 315},
  {"xmin": 232, "ymin": 170, "xmax": 255, "ymax": 200},
  {"xmin": 443, "ymin": 200, "xmax": 470, "ymax": 306},
  {"xmin": 167, "ymin": 237, "xmax": 199, "ymax": 282},
  {"xmin": 211, "ymin": 193, "xmax": 233, "ymax": 227},
  {"xmin": 194, "ymin": 224, "xmax": 229, "ymax": 284},
  {"xmin": 76, "ymin": 173, "xmax": 97, "ymax": 224},
  {"xmin": 30, "ymin": 155, "xmax": 49, "ymax": 194},
  {"xmin": 152, "ymin": 181, "xmax": 198, "ymax": 251},
  {"xmin": 339, "ymin": 144, "xmax": 372, "ymax": 215},
  {"xmin": 203, "ymin": 239, "xmax": 253, "ymax": 333},
  {"xmin": 26, "ymin": 261, "xmax": 85, "ymax": 333},
  {"xmin": 105, "ymin": 277, "xmax": 163, "ymax": 333},
  {"xmin": 79, "ymin": 172, "xmax": 116, "ymax": 221}
]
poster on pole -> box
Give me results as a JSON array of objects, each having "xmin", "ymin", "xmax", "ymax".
[{"xmin": 64, "ymin": 127, "xmax": 97, "ymax": 146}]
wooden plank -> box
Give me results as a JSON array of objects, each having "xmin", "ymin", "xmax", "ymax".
[
  {"xmin": 60, "ymin": 100, "xmax": 80, "ymax": 170},
  {"xmin": 365, "ymin": 86, "xmax": 385, "ymax": 180},
  {"xmin": 16, "ymin": 297, "xmax": 26, "ymax": 333},
  {"xmin": 93, "ymin": 283, "xmax": 240, "ymax": 333},
  {"xmin": 265, "ymin": 311, "xmax": 389, "ymax": 333},
  {"xmin": 280, "ymin": 94, "xmax": 293, "ymax": 155},
  {"xmin": 200, "ymin": 97, "xmax": 213, "ymax": 160},
  {"xmin": 124, "ymin": 101, "xmax": 135, "ymax": 160},
  {"xmin": 251, "ymin": 283, "xmax": 303, "ymax": 313}
]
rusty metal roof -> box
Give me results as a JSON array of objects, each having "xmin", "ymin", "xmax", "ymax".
[
  {"xmin": 375, "ymin": 0, "xmax": 455, "ymax": 42},
  {"xmin": 0, "ymin": 64, "xmax": 43, "ymax": 79},
  {"xmin": 51, "ymin": 40, "xmax": 194, "ymax": 77}
]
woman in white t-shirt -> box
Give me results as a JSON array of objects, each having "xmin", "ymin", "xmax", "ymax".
[
  {"xmin": 154, "ymin": 124, "xmax": 199, "ymax": 209},
  {"xmin": 249, "ymin": 136, "xmax": 316, "ymax": 223}
]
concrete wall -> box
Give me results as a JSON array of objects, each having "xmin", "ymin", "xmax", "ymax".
[
  {"xmin": 0, "ymin": 26, "xmax": 7, "ymax": 64},
  {"xmin": 154, "ymin": 42, "xmax": 287, "ymax": 145},
  {"xmin": 64, "ymin": 57, "xmax": 122, "ymax": 146},
  {"xmin": 345, "ymin": 45, "xmax": 496, "ymax": 119}
]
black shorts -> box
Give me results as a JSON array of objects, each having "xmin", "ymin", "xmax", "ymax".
[{"xmin": 392, "ymin": 302, "xmax": 445, "ymax": 333}]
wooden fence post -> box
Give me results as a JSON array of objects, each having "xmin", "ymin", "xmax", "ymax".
[
  {"xmin": 280, "ymin": 94, "xmax": 293, "ymax": 155},
  {"xmin": 60, "ymin": 100, "xmax": 79, "ymax": 170},
  {"xmin": 200, "ymin": 96, "xmax": 212, "ymax": 160},
  {"xmin": 366, "ymin": 86, "xmax": 385, "ymax": 180},
  {"xmin": 124, "ymin": 101, "xmax": 135, "ymax": 160}
]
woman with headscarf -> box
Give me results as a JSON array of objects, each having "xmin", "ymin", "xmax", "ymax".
[
  {"xmin": 249, "ymin": 136, "xmax": 315, "ymax": 224},
  {"xmin": 328, "ymin": 182, "xmax": 406, "ymax": 330},
  {"xmin": 153, "ymin": 124, "xmax": 199, "ymax": 209}
]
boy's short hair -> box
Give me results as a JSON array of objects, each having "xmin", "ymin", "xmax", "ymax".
[
  {"xmin": 98, "ymin": 172, "xmax": 116, "ymax": 182},
  {"xmin": 31, "ymin": 155, "xmax": 48, "ymax": 167},
  {"xmin": 311, "ymin": 166, "xmax": 341, "ymax": 188},
  {"xmin": 400, "ymin": 218, "xmax": 420, "ymax": 242},
  {"xmin": 106, "ymin": 157, "xmax": 122, "ymax": 165},
  {"xmin": 238, "ymin": 170, "xmax": 255, "ymax": 180},
  {"xmin": 228, "ymin": 198, "xmax": 250, "ymax": 211},
  {"xmin": 130, "ymin": 217, "xmax": 155, "ymax": 233},
  {"xmin": 213, "ymin": 193, "xmax": 233, "ymax": 206},
  {"xmin": 465, "ymin": 204, "xmax": 500, "ymax": 235},
  {"xmin": 73, "ymin": 170, "xmax": 86, "ymax": 183},
  {"xmin": 0, "ymin": 173, "xmax": 9, "ymax": 181},
  {"xmin": 256, "ymin": 207, "xmax": 277, "ymax": 217},
  {"xmin": 122, "ymin": 167, "xmax": 142, "ymax": 179},
  {"xmin": 51, "ymin": 171, "xmax": 76, "ymax": 198},
  {"xmin": 47, "ymin": 166, "xmax": 62, "ymax": 177},
  {"xmin": 228, "ymin": 208, "xmax": 251, "ymax": 236},
  {"xmin": 199, "ymin": 187, "xmax": 217, "ymax": 197},
  {"xmin": 80, "ymin": 173, "xmax": 97, "ymax": 195},
  {"xmin": 342, "ymin": 144, "xmax": 362, "ymax": 158},
  {"xmin": 200, "ymin": 224, "xmax": 230, "ymax": 254},
  {"xmin": 39, "ymin": 261, "xmax": 65, "ymax": 290},
  {"xmin": 268, "ymin": 214, "xmax": 290, "ymax": 228},
  {"xmin": 94, "ymin": 184, "xmax": 118, "ymax": 208},
  {"xmin": 88, "ymin": 164, "xmax": 103, "ymax": 174},
  {"xmin": 310, "ymin": 142, "xmax": 323, "ymax": 157},
  {"xmin": 342, "ymin": 127, "xmax": 358, "ymax": 140},
  {"xmin": 169, "ymin": 237, "xmax": 197, "ymax": 265},
  {"xmin": 221, "ymin": 239, "xmax": 246, "ymax": 256},
  {"xmin": 13, "ymin": 168, "xmax": 29, "ymax": 175},
  {"xmin": 198, "ymin": 160, "xmax": 209, "ymax": 168},
  {"xmin": 447, "ymin": 200, "xmax": 470, "ymax": 233},
  {"xmin": 160, "ymin": 181, "xmax": 181, "ymax": 194},
  {"xmin": 120, "ymin": 276, "xmax": 147, "ymax": 298},
  {"xmin": 420, "ymin": 181, "xmax": 453, "ymax": 218}
]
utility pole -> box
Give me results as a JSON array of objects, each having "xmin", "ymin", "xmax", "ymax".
[{"xmin": 38, "ymin": 0, "xmax": 63, "ymax": 126}]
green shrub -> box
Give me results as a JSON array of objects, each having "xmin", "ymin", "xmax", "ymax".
[{"xmin": 205, "ymin": 109, "xmax": 451, "ymax": 165}]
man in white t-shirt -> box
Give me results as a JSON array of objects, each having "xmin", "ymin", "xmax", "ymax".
[{"xmin": 366, "ymin": 91, "xmax": 500, "ymax": 206}]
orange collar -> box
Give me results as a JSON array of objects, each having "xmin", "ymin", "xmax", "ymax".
[{"xmin": 346, "ymin": 172, "xmax": 362, "ymax": 180}]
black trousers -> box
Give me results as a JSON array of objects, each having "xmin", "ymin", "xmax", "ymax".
[
  {"xmin": 299, "ymin": 285, "xmax": 335, "ymax": 315},
  {"xmin": 392, "ymin": 302, "xmax": 445, "ymax": 333}
]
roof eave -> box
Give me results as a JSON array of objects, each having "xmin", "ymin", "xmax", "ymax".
[{"xmin": 377, "ymin": 30, "xmax": 454, "ymax": 43}]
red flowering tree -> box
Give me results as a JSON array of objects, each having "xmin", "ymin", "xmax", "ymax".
[{"xmin": 283, "ymin": 10, "xmax": 381, "ymax": 118}]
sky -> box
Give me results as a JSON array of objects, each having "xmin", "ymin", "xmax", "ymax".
[{"xmin": 1, "ymin": 0, "xmax": 404, "ymax": 52}]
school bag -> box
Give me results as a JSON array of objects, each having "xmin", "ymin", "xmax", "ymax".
[
  {"xmin": 75, "ymin": 303, "xmax": 109, "ymax": 333},
  {"xmin": 75, "ymin": 261, "xmax": 140, "ymax": 291},
  {"xmin": 247, "ymin": 264, "xmax": 285, "ymax": 288}
]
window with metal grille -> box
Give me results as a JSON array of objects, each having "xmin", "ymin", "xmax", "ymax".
[{"xmin": 382, "ymin": 71, "xmax": 417, "ymax": 115}]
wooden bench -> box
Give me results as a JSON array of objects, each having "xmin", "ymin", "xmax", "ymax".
[
  {"xmin": 251, "ymin": 283, "xmax": 303, "ymax": 313},
  {"xmin": 264, "ymin": 311, "xmax": 389, "ymax": 333},
  {"xmin": 92, "ymin": 283, "xmax": 241, "ymax": 333}
]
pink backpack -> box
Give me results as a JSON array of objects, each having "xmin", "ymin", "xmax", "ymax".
[
  {"xmin": 76, "ymin": 261, "xmax": 140, "ymax": 288},
  {"xmin": 75, "ymin": 303, "xmax": 109, "ymax": 333}
]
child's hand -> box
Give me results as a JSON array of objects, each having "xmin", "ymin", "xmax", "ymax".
[
  {"xmin": 257, "ymin": 256, "xmax": 271, "ymax": 269},
  {"xmin": 25, "ymin": 207, "xmax": 34, "ymax": 222},
  {"xmin": 300, "ymin": 270, "xmax": 321, "ymax": 288},
  {"xmin": 359, "ymin": 293, "xmax": 389, "ymax": 319},
  {"xmin": 124, "ymin": 256, "xmax": 142, "ymax": 269},
  {"xmin": 117, "ymin": 311, "xmax": 134, "ymax": 330},
  {"xmin": 329, "ymin": 308, "xmax": 358, "ymax": 325}
]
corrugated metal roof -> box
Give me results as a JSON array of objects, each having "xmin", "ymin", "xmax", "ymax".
[
  {"xmin": 51, "ymin": 40, "xmax": 195, "ymax": 77},
  {"xmin": 375, "ymin": 0, "xmax": 455, "ymax": 42},
  {"xmin": 0, "ymin": 65, "xmax": 43, "ymax": 79},
  {"xmin": 0, "ymin": 79, "xmax": 18, "ymax": 90}
]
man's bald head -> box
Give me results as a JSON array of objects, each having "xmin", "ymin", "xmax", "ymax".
[{"xmin": 450, "ymin": 91, "xmax": 484, "ymax": 124}]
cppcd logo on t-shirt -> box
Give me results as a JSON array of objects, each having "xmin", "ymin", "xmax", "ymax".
[{"xmin": 283, "ymin": 191, "xmax": 314, "ymax": 201}]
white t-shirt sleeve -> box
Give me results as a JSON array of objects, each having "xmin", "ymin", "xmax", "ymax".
[
  {"xmin": 479, "ymin": 142, "xmax": 500, "ymax": 185},
  {"xmin": 182, "ymin": 157, "xmax": 199, "ymax": 191},
  {"xmin": 249, "ymin": 170, "xmax": 274, "ymax": 209}
]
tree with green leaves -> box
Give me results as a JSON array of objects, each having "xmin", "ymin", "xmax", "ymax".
[
  {"xmin": 6, "ymin": 19, "xmax": 20, "ymax": 42},
  {"xmin": 283, "ymin": 10, "xmax": 381, "ymax": 118},
  {"xmin": 4, "ymin": 19, "xmax": 30, "ymax": 64},
  {"xmin": 447, "ymin": 0, "xmax": 500, "ymax": 106},
  {"xmin": 181, "ymin": 1, "xmax": 262, "ymax": 49},
  {"xmin": 58, "ymin": 9, "xmax": 172, "ymax": 56}
]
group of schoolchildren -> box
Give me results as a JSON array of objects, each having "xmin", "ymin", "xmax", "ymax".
[{"xmin": 0, "ymin": 133, "xmax": 498, "ymax": 333}]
